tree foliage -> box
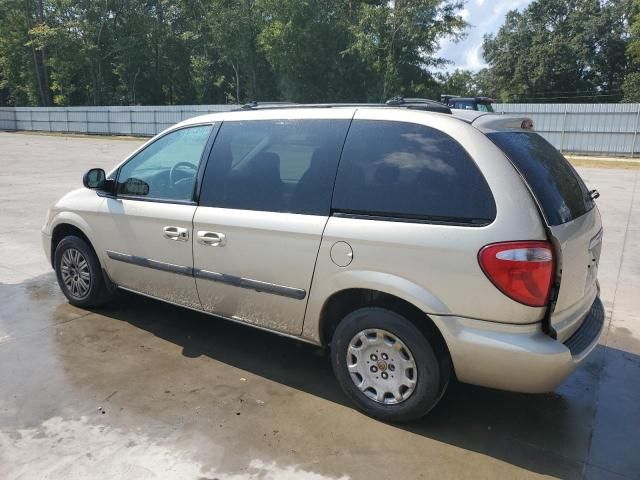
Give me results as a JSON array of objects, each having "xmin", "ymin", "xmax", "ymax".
[
  {"xmin": 0, "ymin": 0, "xmax": 467, "ymax": 106},
  {"xmin": 482, "ymin": 0, "xmax": 636, "ymax": 103},
  {"xmin": 3, "ymin": 0, "xmax": 640, "ymax": 107},
  {"xmin": 623, "ymin": 0, "xmax": 640, "ymax": 101}
]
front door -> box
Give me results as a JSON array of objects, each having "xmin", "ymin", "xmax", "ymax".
[
  {"xmin": 97, "ymin": 124, "xmax": 215, "ymax": 309},
  {"xmin": 193, "ymin": 115, "xmax": 351, "ymax": 334}
]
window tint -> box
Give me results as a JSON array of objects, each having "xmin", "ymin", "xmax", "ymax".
[
  {"xmin": 489, "ymin": 132, "xmax": 593, "ymax": 226},
  {"xmin": 117, "ymin": 125, "xmax": 213, "ymax": 201},
  {"xmin": 199, "ymin": 119, "xmax": 349, "ymax": 215},
  {"xmin": 332, "ymin": 120, "xmax": 496, "ymax": 224},
  {"xmin": 453, "ymin": 102, "xmax": 474, "ymax": 110}
]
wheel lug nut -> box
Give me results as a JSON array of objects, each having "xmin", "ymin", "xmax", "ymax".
[
  {"xmin": 370, "ymin": 354, "xmax": 378, "ymax": 361},
  {"xmin": 389, "ymin": 364, "xmax": 395, "ymax": 372},
  {"xmin": 381, "ymin": 353, "xmax": 388, "ymax": 360},
  {"xmin": 370, "ymin": 366, "xmax": 378, "ymax": 373},
  {"xmin": 381, "ymin": 372, "xmax": 388, "ymax": 379}
]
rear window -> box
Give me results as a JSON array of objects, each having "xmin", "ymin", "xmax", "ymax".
[
  {"xmin": 451, "ymin": 101, "xmax": 473, "ymax": 110},
  {"xmin": 332, "ymin": 120, "xmax": 496, "ymax": 225},
  {"xmin": 489, "ymin": 132, "xmax": 594, "ymax": 226}
]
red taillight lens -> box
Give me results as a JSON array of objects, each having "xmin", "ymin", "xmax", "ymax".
[{"xmin": 478, "ymin": 241, "xmax": 554, "ymax": 307}]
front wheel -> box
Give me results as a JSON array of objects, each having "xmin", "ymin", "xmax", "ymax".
[
  {"xmin": 54, "ymin": 235, "xmax": 112, "ymax": 308},
  {"xmin": 330, "ymin": 307, "xmax": 448, "ymax": 422}
]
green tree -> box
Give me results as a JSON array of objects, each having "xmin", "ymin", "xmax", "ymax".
[
  {"xmin": 627, "ymin": 0, "xmax": 640, "ymax": 62},
  {"xmin": 0, "ymin": 0, "xmax": 52, "ymax": 105},
  {"xmin": 0, "ymin": 0, "xmax": 469, "ymax": 105},
  {"xmin": 623, "ymin": 0, "xmax": 640, "ymax": 101},
  {"xmin": 257, "ymin": 0, "xmax": 370, "ymax": 102},
  {"xmin": 436, "ymin": 69, "xmax": 478, "ymax": 98},
  {"xmin": 623, "ymin": 72, "xmax": 640, "ymax": 101},
  {"xmin": 348, "ymin": 0, "xmax": 466, "ymax": 101},
  {"xmin": 483, "ymin": 0, "xmax": 634, "ymax": 103}
]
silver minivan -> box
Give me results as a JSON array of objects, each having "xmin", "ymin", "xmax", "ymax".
[{"xmin": 42, "ymin": 102, "xmax": 604, "ymax": 421}]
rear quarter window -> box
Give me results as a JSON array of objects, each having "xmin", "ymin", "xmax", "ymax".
[
  {"xmin": 488, "ymin": 132, "xmax": 594, "ymax": 226},
  {"xmin": 332, "ymin": 120, "xmax": 496, "ymax": 225}
]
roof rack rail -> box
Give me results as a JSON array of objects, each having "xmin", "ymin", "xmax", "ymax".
[
  {"xmin": 239, "ymin": 101, "xmax": 299, "ymax": 110},
  {"xmin": 230, "ymin": 99, "xmax": 453, "ymax": 114},
  {"xmin": 385, "ymin": 96, "xmax": 452, "ymax": 114}
]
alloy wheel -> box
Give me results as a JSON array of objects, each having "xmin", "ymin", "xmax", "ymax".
[{"xmin": 60, "ymin": 248, "xmax": 91, "ymax": 299}]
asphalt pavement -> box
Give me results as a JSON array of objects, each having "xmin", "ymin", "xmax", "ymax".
[{"xmin": 1, "ymin": 131, "xmax": 639, "ymax": 480}]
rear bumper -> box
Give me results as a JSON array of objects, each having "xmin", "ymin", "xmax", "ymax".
[
  {"xmin": 563, "ymin": 296, "xmax": 605, "ymax": 360},
  {"xmin": 432, "ymin": 296, "xmax": 605, "ymax": 393}
]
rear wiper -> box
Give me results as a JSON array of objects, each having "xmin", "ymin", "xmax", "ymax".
[{"xmin": 588, "ymin": 189, "xmax": 600, "ymax": 200}]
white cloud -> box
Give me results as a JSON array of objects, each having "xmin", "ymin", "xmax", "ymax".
[
  {"xmin": 464, "ymin": 44, "xmax": 486, "ymax": 71},
  {"xmin": 437, "ymin": 0, "xmax": 535, "ymax": 73}
]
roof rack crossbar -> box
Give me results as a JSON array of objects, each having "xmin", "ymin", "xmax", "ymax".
[{"xmin": 385, "ymin": 96, "xmax": 452, "ymax": 114}]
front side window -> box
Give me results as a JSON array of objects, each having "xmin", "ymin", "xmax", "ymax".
[
  {"xmin": 117, "ymin": 125, "xmax": 213, "ymax": 202},
  {"xmin": 199, "ymin": 119, "xmax": 349, "ymax": 215},
  {"xmin": 332, "ymin": 120, "xmax": 496, "ymax": 224}
]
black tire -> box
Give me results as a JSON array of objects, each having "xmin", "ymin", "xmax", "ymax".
[
  {"xmin": 54, "ymin": 235, "xmax": 112, "ymax": 308},
  {"xmin": 330, "ymin": 307, "xmax": 448, "ymax": 422}
]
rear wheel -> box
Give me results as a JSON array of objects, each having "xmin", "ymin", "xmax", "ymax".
[
  {"xmin": 330, "ymin": 307, "xmax": 448, "ymax": 422},
  {"xmin": 54, "ymin": 235, "xmax": 112, "ymax": 308}
]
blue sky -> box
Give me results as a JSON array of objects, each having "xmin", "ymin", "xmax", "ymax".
[{"xmin": 437, "ymin": 0, "xmax": 535, "ymax": 72}]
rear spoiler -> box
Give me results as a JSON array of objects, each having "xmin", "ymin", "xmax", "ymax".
[{"xmin": 471, "ymin": 115, "xmax": 535, "ymax": 133}]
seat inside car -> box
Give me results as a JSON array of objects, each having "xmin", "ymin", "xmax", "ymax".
[
  {"xmin": 290, "ymin": 146, "xmax": 336, "ymax": 214},
  {"xmin": 226, "ymin": 151, "xmax": 283, "ymax": 211}
]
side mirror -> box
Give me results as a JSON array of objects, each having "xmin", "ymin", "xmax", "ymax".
[{"xmin": 83, "ymin": 168, "xmax": 106, "ymax": 190}]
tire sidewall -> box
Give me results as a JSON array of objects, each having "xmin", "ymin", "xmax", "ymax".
[
  {"xmin": 54, "ymin": 236, "xmax": 104, "ymax": 307},
  {"xmin": 331, "ymin": 307, "xmax": 442, "ymax": 422}
]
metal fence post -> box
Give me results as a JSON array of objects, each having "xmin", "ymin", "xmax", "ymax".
[
  {"xmin": 153, "ymin": 109, "xmax": 158, "ymax": 135},
  {"xmin": 632, "ymin": 105, "xmax": 640, "ymax": 158},
  {"xmin": 560, "ymin": 107, "xmax": 568, "ymax": 153}
]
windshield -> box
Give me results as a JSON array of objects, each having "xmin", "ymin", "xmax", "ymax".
[{"xmin": 489, "ymin": 131, "xmax": 594, "ymax": 226}]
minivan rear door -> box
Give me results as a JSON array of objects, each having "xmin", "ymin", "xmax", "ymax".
[
  {"xmin": 193, "ymin": 113, "xmax": 352, "ymax": 335},
  {"xmin": 488, "ymin": 131, "xmax": 602, "ymax": 340}
]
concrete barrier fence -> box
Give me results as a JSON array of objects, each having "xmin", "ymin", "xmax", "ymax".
[{"xmin": 2, "ymin": 103, "xmax": 640, "ymax": 157}]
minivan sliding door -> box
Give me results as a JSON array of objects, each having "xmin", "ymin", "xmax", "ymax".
[{"xmin": 193, "ymin": 116, "xmax": 351, "ymax": 335}]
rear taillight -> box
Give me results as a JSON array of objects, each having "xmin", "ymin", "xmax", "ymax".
[{"xmin": 478, "ymin": 241, "xmax": 554, "ymax": 307}]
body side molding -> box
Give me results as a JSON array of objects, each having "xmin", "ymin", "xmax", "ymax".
[{"xmin": 106, "ymin": 250, "xmax": 306, "ymax": 300}]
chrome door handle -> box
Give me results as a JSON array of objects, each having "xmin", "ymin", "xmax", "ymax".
[
  {"xmin": 163, "ymin": 226, "xmax": 189, "ymax": 241},
  {"xmin": 198, "ymin": 231, "xmax": 226, "ymax": 246}
]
